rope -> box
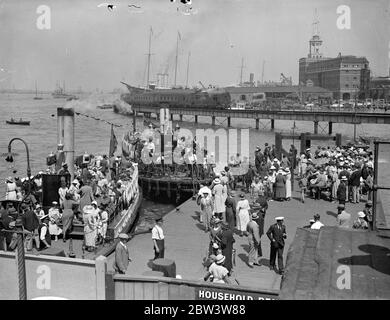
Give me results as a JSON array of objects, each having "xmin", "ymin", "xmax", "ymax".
[
  {"xmin": 74, "ymin": 111, "xmax": 123, "ymax": 127},
  {"xmin": 16, "ymin": 229, "xmax": 27, "ymax": 300}
]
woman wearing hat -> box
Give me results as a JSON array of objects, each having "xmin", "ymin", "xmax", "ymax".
[
  {"xmin": 200, "ymin": 192, "xmax": 214, "ymax": 232},
  {"xmin": 212, "ymin": 178, "xmax": 226, "ymax": 220},
  {"xmin": 352, "ymin": 212, "xmax": 368, "ymax": 230},
  {"xmin": 58, "ymin": 179, "xmax": 69, "ymax": 209},
  {"xmin": 203, "ymin": 254, "xmax": 230, "ymax": 284},
  {"xmin": 236, "ymin": 194, "xmax": 250, "ymax": 236},
  {"xmin": 274, "ymin": 169, "xmax": 286, "ymax": 201},
  {"xmin": 83, "ymin": 204, "xmax": 98, "ymax": 251},
  {"xmin": 5, "ymin": 177, "xmax": 17, "ymax": 201},
  {"xmin": 48, "ymin": 202, "xmax": 62, "ymax": 241}
]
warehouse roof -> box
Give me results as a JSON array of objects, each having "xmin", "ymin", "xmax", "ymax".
[
  {"xmin": 225, "ymin": 85, "xmax": 332, "ymax": 94},
  {"xmin": 279, "ymin": 226, "xmax": 390, "ymax": 300}
]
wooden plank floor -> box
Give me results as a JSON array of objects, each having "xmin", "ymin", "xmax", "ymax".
[{"xmin": 106, "ymin": 180, "xmax": 366, "ymax": 293}]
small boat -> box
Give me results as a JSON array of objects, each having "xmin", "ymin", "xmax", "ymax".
[
  {"xmin": 6, "ymin": 118, "xmax": 31, "ymax": 126},
  {"xmin": 97, "ymin": 104, "xmax": 113, "ymax": 109}
]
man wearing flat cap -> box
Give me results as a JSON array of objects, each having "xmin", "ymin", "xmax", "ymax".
[
  {"xmin": 266, "ymin": 217, "xmax": 287, "ymax": 274},
  {"xmin": 152, "ymin": 218, "xmax": 165, "ymax": 260},
  {"xmin": 114, "ymin": 233, "xmax": 132, "ymax": 274}
]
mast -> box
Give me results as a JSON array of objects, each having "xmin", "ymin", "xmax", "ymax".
[
  {"xmin": 239, "ymin": 57, "xmax": 245, "ymax": 86},
  {"xmin": 261, "ymin": 60, "xmax": 265, "ymax": 84},
  {"xmin": 146, "ymin": 26, "xmax": 152, "ymax": 89},
  {"xmin": 174, "ymin": 31, "xmax": 180, "ymax": 87},
  {"xmin": 63, "ymin": 80, "xmax": 65, "ymax": 93},
  {"xmin": 185, "ymin": 51, "xmax": 191, "ymax": 88},
  {"xmin": 35, "ymin": 80, "xmax": 38, "ymax": 96}
]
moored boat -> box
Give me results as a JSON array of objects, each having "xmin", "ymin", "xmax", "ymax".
[{"xmin": 6, "ymin": 118, "xmax": 30, "ymax": 125}]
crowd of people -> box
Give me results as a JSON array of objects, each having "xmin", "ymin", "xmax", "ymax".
[
  {"xmin": 1, "ymin": 153, "xmax": 138, "ymax": 253},
  {"xmin": 197, "ymin": 141, "xmax": 376, "ymax": 284}
]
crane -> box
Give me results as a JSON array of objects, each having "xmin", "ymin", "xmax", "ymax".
[{"xmin": 280, "ymin": 73, "xmax": 292, "ymax": 86}]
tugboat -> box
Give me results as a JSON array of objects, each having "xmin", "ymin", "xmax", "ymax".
[{"xmin": 6, "ymin": 118, "xmax": 30, "ymax": 126}]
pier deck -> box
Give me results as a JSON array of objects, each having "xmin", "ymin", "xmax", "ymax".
[{"xmin": 106, "ymin": 181, "xmax": 365, "ymax": 293}]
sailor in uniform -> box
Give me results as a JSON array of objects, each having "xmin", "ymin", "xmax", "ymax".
[{"xmin": 266, "ymin": 216, "xmax": 287, "ymax": 274}]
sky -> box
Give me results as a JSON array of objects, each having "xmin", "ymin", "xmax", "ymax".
[{"xmin": 0, "ymin": 0, "xmax": 389, "ymax": 91}]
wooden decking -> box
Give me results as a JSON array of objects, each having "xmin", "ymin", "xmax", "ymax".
[{"xmin": 106, "ymin": 181, "xmax": 366, "ymax": 293}]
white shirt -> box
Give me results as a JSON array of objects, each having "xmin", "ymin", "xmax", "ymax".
[
  {"xmin": 40, "ymin": 224, "xmax": 48, "ymax": 240},
  {"xmin": 311, "ymin": 221, "xmax": 324, "ymax": 230},
  {"xmin": 152, "ymin": 225, "xmax": 164, "ymax": 240}
]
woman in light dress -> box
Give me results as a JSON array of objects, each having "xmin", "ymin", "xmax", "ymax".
[
  {"xmin": 48, "ymin": 201, "xmax": 62, "ymax": 241},
  {"xmin": 83, "ymin": 204, "xmax": 98, "ymax": 251},
  {"xmin": 58, "ymin": 179, "xmax": 69, "ymax": 209},
  {"xmin": 236, "ymin": 194, "xmax": 250, "ymax": 237},
  {"xmin": 5, "ymin": 177, "xmax": 17, "ymax": 200},
  {"xmin": 212, "ymin": 178, "xmax": 226, "ymax": 220},
  {"xmin": 285, "ymin": 168, "xmax": 292, "ymax": 201}
]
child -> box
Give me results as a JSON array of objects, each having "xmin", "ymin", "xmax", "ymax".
[{"xmin": 298, "ymin": 176, "xmax": 308, "ymax": 203}]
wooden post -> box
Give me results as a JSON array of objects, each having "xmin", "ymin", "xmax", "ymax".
[
  {"xmin": 270, "ymin": 119, "xmax": 275, "ymax": 131},
  {"xmin": 195, "ymin": 115, "xmax": 198, "ymax": 123},
  {"xmin": 313, "ymin": 121, "xmax": 319, "ymax": 134},
  {"xmin": 255, "ymin": 119, "xmax": 259, "ymax": 130},
  {"xmin": 275, "ymin": 132, "xmax": 282, "ymax": 160},
  {"xmin": 179, "ymin": 114, "xmax": 183, "ymax": 122},
  {"xmin": 212, "ymin": 116, "xmax": 216, "ymax": 126},
  {"xmin": 227, "ymin": 117, "xmax": 231, "ymax": 127},
  {"xmin": 328, "ymin": 122, "xmax": 333, "ymax": 135},
  {"xmin": 170, "ymin": 113, "xmax": 173, "ymax": 121}
]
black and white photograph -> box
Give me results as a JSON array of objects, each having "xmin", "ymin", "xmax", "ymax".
[{"xmin": 0, "ymin": 0, "xmax": 389, "ymax": 302}]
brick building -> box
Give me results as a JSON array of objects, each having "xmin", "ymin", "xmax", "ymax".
[{"xmin": 298, "ymin": 22, "xmax": 370, "ymax": 100}]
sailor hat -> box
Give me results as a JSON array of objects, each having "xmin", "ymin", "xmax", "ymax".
[{"xmin": 275, "ymin": 216, "xmax": 284, "ymax": 221}]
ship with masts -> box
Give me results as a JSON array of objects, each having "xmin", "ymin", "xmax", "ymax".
[{"xmin": 52, "ymin": 81, "xmax": 78, "ymax": 100}]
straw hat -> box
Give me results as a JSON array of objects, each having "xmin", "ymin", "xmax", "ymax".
[
  {"xmin": 240, "ymin": 193, "xmax": 245, "ymax": 199},
  {"xmin": 213, "ymin": 178, "xmax": 221, "ymax": 184},
  {"xmin": 52, "ymin": 201, "xmax": 58, "ymax": 205},
  {"xmin": 341, "ymin": 176, "xmax": 348, "ymax": 181},
  {"xmin": 358, "ymin": 211, "xmax": 366, "ymax": 218},
  {"xmin": 215, "ymin": 254, "xmax": 226, "ymax": 265},
  {"xmin": 252, "ymin": 211, "xmax": 259, "ymax": 219},
  {"xmin": 270, "ymin": 166, "xmax": 276, "ymax": 170},
  {"xmin": 119, "ymin": 233, "xmax": 129, "ymax": 240},
  {"xmin": 83, "ymin": 205, "xmax": 95, "ymax": 215},
  {"xmin": 6, "ymin": 177, "xmax": 13, "ymax": 182}
]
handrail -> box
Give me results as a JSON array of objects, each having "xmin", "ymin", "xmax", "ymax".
[{"xmin": 113, "ymin": 274, "xmax": 280, "ymax": 296}]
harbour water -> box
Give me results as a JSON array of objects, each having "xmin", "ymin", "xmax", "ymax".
[{"xmin": 1, "ymin": 92, "xmax": 390, "ymax": 196}]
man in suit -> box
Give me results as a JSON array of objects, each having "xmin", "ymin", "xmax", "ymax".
[
  {"xmin": 266, "ymin": 217, "xmax": 287, "ymax": 275},
  {"xmin": 114, "ymin": 233, "xmax": 132, "ymax": 274},
  {"xmin": 252, "ymin": 202, "xmax": 265, "ymax": 257},
  {"xmin": 247, "ymin": 211, "xmax": 261, "ymax": 267}
]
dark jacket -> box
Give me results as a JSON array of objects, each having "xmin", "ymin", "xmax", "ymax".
[
  {"xmin": 349, "ymin": 170, "xmax": 361, "ymax": 187},
  {"xmin": 337, "ymin": 182, "xmax": 347, "ymax": 201},
  {"xmin": 22, "ymin": 210, "xmax": 40, "ymax": 232},
  {"xmin": 114, "ymin": 242, "xmax": 130, "ymax": 273},
  {"xmin": 266, "ymin": 223, "xmax": 287, "ymax": 248}
]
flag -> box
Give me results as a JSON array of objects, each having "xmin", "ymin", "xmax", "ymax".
[{"xmin": 109, "ymin": 124, "xmax": 118, "ymax": 157}]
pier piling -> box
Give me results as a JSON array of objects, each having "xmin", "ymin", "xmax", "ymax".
[
  {"xmin": 314, "ymin": 121, "xmax": 319, "ymax": 134},
  {"xmin": 227, "ymin": 117, "xmax": 231, "ymax": 127},
  {"xmin": 212, "ymin": 116, "xmax": 216, "ymax": 126},
  {"xmin": 328, "ymin": 122, "xmax": 333, "ymax": 135},
  {"xmin": 195, "ymin": 115, "xmax": 198, "ymax": 123},
  {"xmin": 270, "ymin": 119, "xmax": 275, "ymax": 131},
  {"xmin": 256, "ymin": 119, "xmax": 259, "ymax": 130}
]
